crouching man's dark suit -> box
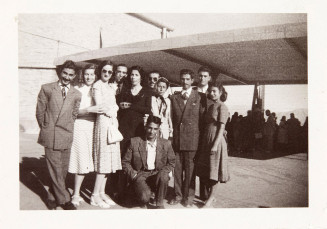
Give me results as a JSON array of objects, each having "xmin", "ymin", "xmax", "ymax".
[{"xmin": 122, "ymin": 136, "xmax": 175, "ymax": 207}]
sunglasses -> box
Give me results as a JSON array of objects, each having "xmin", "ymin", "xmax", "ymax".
[{"xmin": 102, "ymin": 69, "xmax": 113, "ymax": 75}]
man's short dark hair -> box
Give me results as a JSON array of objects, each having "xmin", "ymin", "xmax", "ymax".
[
  {"xmin": 56, "ymin": 60, "xmax": 78, "ymax": 76},
  {"xmin": 146, "ymin": 115, "xmax": 162, "ymax": 126},
  {"xmin": 149, "ymin": 70, "xmax": 161, "ymax": 77},
  {"xmin": 180, "ymin": 69, "xmax": 194, "ymax": 79},
  {"xmin": 116, "ymin": 63, "xmax": 128, "ymax": 71},
  {"xmin": 198, "ymin": 66, "xmax": 212, "ymax": 75}
]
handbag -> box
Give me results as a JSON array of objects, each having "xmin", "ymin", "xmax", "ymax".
[{"xmin": 107, "ymin": 118, "xmax": 123, "ymax": 144}]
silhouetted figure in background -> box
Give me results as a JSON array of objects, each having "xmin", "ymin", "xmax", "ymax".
[
  {"xmin": 277, "ymin": 116, "xmax": 288, "ymax": 154},
  {"xmin": 286, "ymin": 113, "xmax": 301, "ymax": 154},
  {"xmin": 253, "ymin": 108, "xmax": 265, "ymax": 152},
  {"xmin": 229, "ymin": 112, "xmax": 238, "ymax": 152},
  {"xmin": 300, "ymin": 116, "xmax": 308, "ymax": 154},
  {"xmin": 233, "ymin": 114, "xmax": 242, "ymax": 156},
  {"xmin": 263, "ymin": 109, "xmax": 276, "ymax": 155},
  {"xmin": 240, "ymin": 110, "xmax": 255, "ymax": 157}
]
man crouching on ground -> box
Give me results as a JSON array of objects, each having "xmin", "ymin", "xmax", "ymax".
[{"xmin": 122, "ymin": 115, "xmax": 175, "ymax": 209}]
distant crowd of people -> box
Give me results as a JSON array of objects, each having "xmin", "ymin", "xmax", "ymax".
[
  {"xmin": 36, "ymin": 60, "xmax": 230, "ymax": 210},
  {"xmin": 226, "ymin": 109, "xmax": 308, "ymax": 157}
]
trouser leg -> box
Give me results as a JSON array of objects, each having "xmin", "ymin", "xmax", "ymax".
[
  {"xmin": 183, "ymin": 151, "xmax": 196, "ymax": 204},
  {"xmin": 133, "ymin": 172, "xmax": 152, "ymax": 205},
  {"xmin": 199, "ymin": 178, "xmax": 209, "ymax": 200},
  {"xmin": 45, "ymin": 147, "xmax": 71, "ymax": 205},
  {"xmin": 153, "ymin": 171, "xmax": 169, "ymax": 206},
  {"xmin": 173, "ymin": 151, "xmax": 183, "ymax": 201}
]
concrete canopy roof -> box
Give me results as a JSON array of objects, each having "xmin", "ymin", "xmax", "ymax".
[{"xmin": 54, "ymin": 22, "xmax": 307, "ymax": 86}]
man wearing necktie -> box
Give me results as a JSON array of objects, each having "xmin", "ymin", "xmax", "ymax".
[
  {"xmin": 36, "ymin": 60, "xmax": 81, "ymax": 210},
  {"xmin": 169, "ymin": 69, "xmax": 206, "ymax": 207}
]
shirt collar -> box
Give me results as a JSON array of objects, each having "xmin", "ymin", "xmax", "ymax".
[
  {"xmin": 181, "ymin": 87, "xmax": 193, "ymax": 96},
  {"xmin": 198, "ymin": 84, "xmax": 208, "ymax": 93},
  {"xmin": 59, "ymin": 81, "xmax": 71, "ymax": 89},
  {"xmin": 146, "ymin": 139, "xmax": 157, "ymax": 148}
]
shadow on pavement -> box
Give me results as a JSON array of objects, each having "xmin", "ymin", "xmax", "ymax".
[
  {"xmin": 20, "ymin": 156, "xmax": 177, "ymax": 209},
  {"xmin": 228, "ymin": 148, "xmax": 308, "ymax": 160},
  {"xmin": 19, "ymin": 156, "xmax": 50, "ymax": 207}
]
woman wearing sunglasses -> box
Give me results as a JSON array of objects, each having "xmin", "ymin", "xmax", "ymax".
[{"xmin": 91, "ymin": 60, "xmax": 122, "ymax": 208}]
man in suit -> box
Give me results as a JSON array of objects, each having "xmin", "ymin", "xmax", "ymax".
[
  {"xmin": 113, "ymin": 63, "xmax": 128, "ymax": 96},
  {"xmin": 122, "ymin": 115, "xmax": 175, "ymax": 209},
  {"xmin": 36, "ymin": 60, "xmax": 82, "ymax": 210},
  {"xmin": 169, "ymin": 69, "xmax": 206, "ymax": 207},
  {"xmin": 195, "ymin": 66, "xmax": 212, "ymax": 201}
]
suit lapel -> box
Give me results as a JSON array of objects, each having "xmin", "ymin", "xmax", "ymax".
[
  {"xmin": 185, "ymin": 89, "xmax": 196, "ymax": 109},
  {"xmin": 174, "ymin": 93, "xmax": 185, "ymax": 113},
  {"xmin": 59, "ymin": 85, "xmax": 76, "ymax": 119},
  {"xmin": 53, "ymin": 83, "xmax": 64, "ymax": 111},
  {"xmin": 180, "ymin": 89, "xmax": 196, "ymax": 120},
  {"xmin": 138, "ymin": 139, "xmax": 147, "ymax": 169}
]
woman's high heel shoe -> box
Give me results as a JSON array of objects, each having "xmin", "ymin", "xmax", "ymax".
[
  {"xmin": 90, "ymin": 194, "xmax": 110, "ymax": 209},
  {"xmin": 71, "ymin": 195, "xmax": 84, "ymax": 207},
  {"xmin": 100, "ymin": 192, "xmax": 116, "ymax": 206}
]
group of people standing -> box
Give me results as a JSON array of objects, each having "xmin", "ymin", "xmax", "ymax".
[
  {"xmin": 36, "ymin": 60, "xmax": 230, "ymax": 210},
  {"xmin": 227, "ymin": 108, "xmax": 308, "ymax": 157}
]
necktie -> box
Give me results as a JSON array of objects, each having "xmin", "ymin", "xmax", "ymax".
[
  {"xmin": 182, "ymin": 92, "xmax": 189, "ymax": 100},
  {"xmin": 62, "ymin": 86, "xmax": 67, "ymax": 100}
]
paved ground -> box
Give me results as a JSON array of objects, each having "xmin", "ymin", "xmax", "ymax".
[{"xmin": 19, "ymin": 133, "xmax": 308, "ymax": 210}]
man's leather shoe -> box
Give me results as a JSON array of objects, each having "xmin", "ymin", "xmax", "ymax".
[
  {"xmin": 46, "ymin": 199, "xmax": 57, "ymax": 210},
  {"xmin": 60, "ymin": 201, "xmax": 77, "ymax": 210},
  {"xmin": 168, "ymin": 199, "xmax": 181, "ymax": 205}
]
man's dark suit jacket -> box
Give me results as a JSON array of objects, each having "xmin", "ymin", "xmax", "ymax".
[
  {"xmin": 122, "ymin": 137, "xmax": 175, "ymax": 180},
  {"xmin": 170, "ymin": 88, "xmax": 206, "ymax": 151},
  {"xmin": 36, "ymin": 81, "xmax": 82, "ymax": 150}
]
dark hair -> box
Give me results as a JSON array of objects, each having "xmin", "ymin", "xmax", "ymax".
[
  {"xmin": 116, "ymin": 63, "xmax": 128, "ymax": 69},
  {"xmin": 56, "ymin": 60, "xmax": 78, "ymax": 76},
  {"xmin": 97, "ymin": 60, "xmax": 114, "ymax": 82},
  {"xmin": 265, "ymin": 109, "xmax": 271, "ymax": 116},
  {"xmin": 146, "ymin": 115, "xmax": 162, "ymax": 126},
  {"xmin": 157, "ymin": 77, "xmax": 170, "ymax": 88},
  {"xmin": 79, "ymin": 63, "xmax": 98, "ymax": 85},
  {"xmin": 180, "ymin": 69, "xmax": 194, "ymax": 79},
  {"xmin": 128, "ymin": 65, "xmax": 146, "ymax": 87},
  {"xmin": 209, "ymin": 80, "xmax": 227, "ymax": 102},
  {"xmin": 198, "ymin": 66, "xmax": 212, "ymax": 75},
  {"xmin": 149, "ymin": 70, "xmax": 161, "ymax": 78}
]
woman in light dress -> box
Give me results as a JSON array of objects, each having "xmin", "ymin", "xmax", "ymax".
[
  {"xmin": 68, "ymin": 64, "xmax": 104, "ymax": 207},
  {"xmin": 151, "ymin": 77, "xmax": 173, "ymax": 140},
  {"xmin": 91, "ymin": 60, "xmax": 122, "ymax": 208}
]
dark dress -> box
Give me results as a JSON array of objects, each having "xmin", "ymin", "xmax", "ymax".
[
  {"xmin": 117, "ymin": 87, "xmax": 152, "ymax": 141},
  {"xmin": 196, "ymin": 99, "xmax": 230, "ymax": 183}
]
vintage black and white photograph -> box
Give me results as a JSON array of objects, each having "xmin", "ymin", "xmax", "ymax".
[{"xmin": 17, "ymin": 13, "xmax": 309, "ymax": 211}]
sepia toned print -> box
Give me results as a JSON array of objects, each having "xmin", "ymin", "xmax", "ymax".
[{"xmin": 19, "ymin": 13, "xmax": 307, "ymax": 210}]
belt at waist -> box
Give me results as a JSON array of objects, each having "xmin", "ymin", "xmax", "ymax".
[{"xmin": 77, "ymin": 114, "xmax": 95, "ymax": 121}]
